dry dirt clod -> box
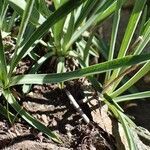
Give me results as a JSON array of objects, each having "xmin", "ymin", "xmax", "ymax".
[{"xmin": 41, "ymin": 114, "xmax": 49, "ymax": 126}]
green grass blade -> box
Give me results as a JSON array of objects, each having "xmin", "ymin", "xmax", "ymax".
[
  {"xmin": 111, "ymin": 61, "xmax": 150, "ymax": 98},
  {"xmin": 139, "ymin": 5, "xmax": 147, "ymax": 35},
  {"xmin": 0, "ymin": 0, "xmax": 4, "ymax": 20},
  {"xmin": 53, "ymin": 0, "xmax": 68, "ymax": 9},
  {"xmin": 30, "ymin": 52, "xmax": 54, "ymax": 74},
  {"xmin": 94, "ymin": 0, "xmax": 127, "ymax": 26},
  {"xmin": 134, "ymin": 19, "xmax": 150, "ymax": 55},
  {"xmin": 74, "ymin": 0, "xmax": 97, "ymax": 30},
  {"xmin": 0, "ymin": 103, "xmax": 15, "ymax": 121},
  {"xmin": 117, "ymin": 111, "xmax": 137, "ymax": 150},
  {"xmin": 65, "ymin": 0, "xmax": 118, "ymax": 50},
  {"xmin": 16, "ymin": 0, "xmax": 35, "ymax": 48},
  {"xmin": 8, "ymin": 0, "xmax": 46, "ymax": 25},
  {"xmin": 0, "ymin": 81, "xmax": 3, "ymax": 87},
  {"xmin": 104, "ymin": 98, "xmax": 137, "ymax": 149},
  {"xmin": 79, "ymin": 57, "xmax": 124, "ymax": 112},
  {"xmin": 92, "ymin": 36, "xmax": 109, "ymax": 59},
  {"xmin": 53, "ymin": 0, "xmax": 68, "ymax": 50},
  {"xmin": 0, "ymin": 31, "xmax": 7, "ymax": 86},
  {"xmin": 9, "ymin": 53, "xmax": 150, "ymax": 86},
  {"xmin": 78, "ymin": 57, "xmax": 103, "ymax": 91},
  {"xmin": 22, "ymin": 52, "xmax": 54, "ymax": 93},
  {"xmin": 63, "ymin": 12, "xmax": 75, "ymax": 51},
  {"xmin": 57, "ymin": 57, "xmax": 65, "ymax": 73},
  {"xmin": 74, "ymin": 4, "xmax": 83, "ymax": 23},
  {"xmin": 105, "ymin": 0, "xmax": 122, "ymax": 82},
  {"xmin": 36, "ymin": 0, "xmax": 52, "ymax": 17},
  {"xmin": 142, "ymin": 18, "xmax": 150, "ymax": 35},
  {"xmin": 106, "ymin": 25, "xmax": 150, "ymax": 94},
  {"xmin": 77, "ymin": 38, "xmax": 99, "ymax": 58},
  {"xmin": 114, "ymin": 91, "xmax": 150, "ymax": 103},
  {"xmin": 104, "ymin": 97, "xmax": 138, "ymax": 150},
  {"xmin": 2, "ymin": 89, "xmax": 61, "ymax": 143},
  {"xmin": 121, "ymin": 76, "xmax": 139, "ymax": 94},
  {"xmin": 78, "ymin": 57, "xmax": 124, "ymax": 113},
  {"xmin": 21, "ymin": 23, "xmax": 36, "ymax": 47},
  {"xmin": 83, "ymin": 33, "xmax": 94, "ymax": 62},
  {"xmin": 0, "ymin": 0, "xmax": 8, "ymax": 29},
  {"xmin": 118, "ymin": 0, "xmax": 146, "ymax": 58},
  {"xmin": 103, "ymin": 93, "xmax": 124, "ymax": 112},
  {"xmin": 9, "ymin": 0, "xmax": 87, "ymax": 75},
  {"xmin": 6, "ymin": 11, "xmax": 18, "ymax": 32},
  {"xmin": 109, "ymin": 0, "xmax": 147, "ymax": 88}
]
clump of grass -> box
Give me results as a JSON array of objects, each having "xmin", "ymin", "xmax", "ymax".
[{"xmin": 0, "ymin": 0, "xmax": 150, "ymax": 149}]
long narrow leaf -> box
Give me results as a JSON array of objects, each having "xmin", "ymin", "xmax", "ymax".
[
  {"xmin": 118, "ymin": 0, "xmax": 146, "ymax": 58},
  {"xmin": 22, "ymin": 52, "xmax": 54, "ymax": 93},
  {"xmin": 16, "ymin": 0, "xmax": 35, "ymax": 48},
  {"xmin": 105, "ymin": 0, "xmax": 121, "ymax": 82},
  {"xmin": 2, "ymin": 89, "xmax": 61, "ymax": 143},
  {"xmin": 139, "ymin": 5, "xmax": 147, "ymax": 35},
  {"xmin": 0, "ymin": 103, "xmax": 15, "ymax": 121},
  {"xmin": 63, "ymin": 12, "xmax": 75, "ymax": 50},
  {"xmin": 134, "ymin": 19, "xmax": 150, "ymax": 55},
  {"xmin": 92, "ymin": 36, "xmax": 109, "ymax": 59},
  {"xmin": 118, "ymin": 111, "xmax": 137, "ymax": 150},
  {"xmin": 114, "ymin": 91, "xmax": 150, "ymax": 103},
  {"xmin": 9, "ymin": 53, "xmax": 150, "ymax": 86},
  {"xmin": 109, "ymin": 0, "xmax": 147, "ymax": 91},
  {"xmin": 8, "ymin": 0, "xmax": 46, "ymax": 25},
  {"xmin": 0, "ymin": 0, "xmax": 4, "ymax": 18},
  {"xmin": 9, "ymin": 0, "xmax": 87, "ymax": 75},
  {"xmin": 36, "ymin": 0, "xmax": 52, "ymax": 17},
  {"xmin": 103, "ymin": 96, "xmax": 137, "ymax": 149},
  {"xmin": 74, "ymin": 0, "xmax": 97, "ymax": 30},
  {"xmin": 0, "ymin": 0, "xmax": 8, "ymax": 28},
  {"xmin": 6, "ymin": 11, "xmax": 17, "ymax": 32},
  {"xmin": 111, "ymin": 61, "xmax": 150, "ymax": 98},
  {"xmin": 65, "ymin": 0, "xmax": 118, "ymax": 50},
  {"xmin": 53, "ymin": 0, "xmax": 68, "ymax": 49},
  {"xmin": 0, "ymin": 31, "xmax": 7, "ymax": 86},
  {"xmin": 83, "ymin": 33, "xmax": 94, "ymax": 62}
]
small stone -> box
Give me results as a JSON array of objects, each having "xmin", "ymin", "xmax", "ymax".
[
  {"xmin": 51, "ymin": 118, "xmax": 57, "ymax": 126},
  {"xmin": 41, "ymin": 114, "xmax": 49, "ymax": 126}
]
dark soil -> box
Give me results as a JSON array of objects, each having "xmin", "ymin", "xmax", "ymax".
[{"xmin": 0, "ymin": 82, "xmax": 116, "ymax": 150}]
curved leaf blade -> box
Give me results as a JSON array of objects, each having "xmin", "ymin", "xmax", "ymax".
[
  {"xmin": 114, "ymin": 91, "xmax": 150, "ymax": 103},
  {"xmin": 9, "ymin": 53, "xmax": 150, "ymax": 86},
  {"xmin": 9, "ymin": 0, "xmax": 87, "ymax": 74},
  {"xmin": 109, "ymin": 0, "xmax": 147, "ymax": 92},
  {"xmin": 0, "ymin": 31, "xmax": 7, "ymax": 86},
  {"xmin": 8, "ymin": 0, "xmax": 46, "ymax": 25},
  {"xmin": 111, "ymin": 61, "xmax": 150, "ymax": 98},
  {"xmin": 2, "ymin": 90, "xmax": 61, "ymax": 143}
]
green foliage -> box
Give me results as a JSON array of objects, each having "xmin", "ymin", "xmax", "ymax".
[{"xmin": 0, "ymin": 0, "xmax": 150, "ymax": 149}]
